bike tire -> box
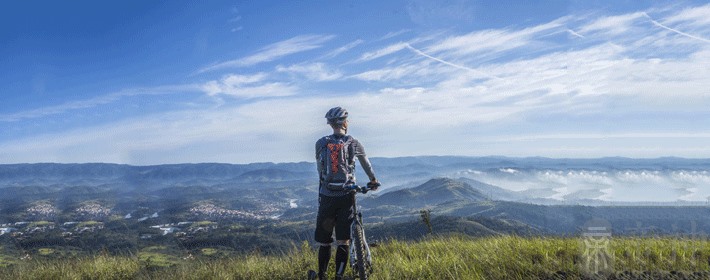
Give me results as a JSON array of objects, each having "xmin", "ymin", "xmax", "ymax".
[{"xmin": 353, "ymin": 223, "xmax": 369, "ymax": 280}]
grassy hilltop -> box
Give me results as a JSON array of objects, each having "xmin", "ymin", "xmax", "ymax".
[{"xmin": 2, "ymin": 235, "xmax": 710, "ymax": 280}]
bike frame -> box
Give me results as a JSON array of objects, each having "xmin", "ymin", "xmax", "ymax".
[{"xmin": 346, "ymin": 185, "xmax": 373, "ymax": 277}]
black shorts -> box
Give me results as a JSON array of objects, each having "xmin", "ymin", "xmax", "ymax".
[{"xmin": 314, "ymin": 194, "xmax": 354, "ymax": 244}]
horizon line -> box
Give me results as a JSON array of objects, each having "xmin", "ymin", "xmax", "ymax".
[{"xmin": 1, "ymin": 155, "xmax": 708, "ymax": 166}]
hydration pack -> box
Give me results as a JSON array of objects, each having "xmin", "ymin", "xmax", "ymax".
[{"xmin": 319, "ymin": 135, "xmax": 355, "ymax": 191}]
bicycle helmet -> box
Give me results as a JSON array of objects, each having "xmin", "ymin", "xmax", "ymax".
[{"xmin": 325, "ymin": 107, "xmax": 348, "ymax": 125}]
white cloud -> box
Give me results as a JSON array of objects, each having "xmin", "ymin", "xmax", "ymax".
[
  {"xmin": 357, "ymin": 42, "xmax": 409, "ymax": 62},
  {"xmin": 643, "ymin": 12, "xmax": 710, "ymax": 43},
  {"xmin": 350, "ymin": 63, "xmax": 428, "ymax": 82},
  {"xmin": 567, "ymin": 29, "xmax": 585, "ymax": 38},
  {"xmin": 276, "ymin": 63, "xmax": 343, "ymax": 81},
  {"xmin": 0, "ymin": 85, "xmax": 201, "ymax": 122},
  {"xmin": 200, "ymin": 74, "xmax": 297, "ymax": 98},
  {"xmin": 217, "ymin": 73, "xmax": 268, "ymax": 87},
  {"xmin": 579, "ymin": 12, "xmax": 646, "ymax": 36},
  {"xmin": 321, "ymin": 39, "xmax": 364, "ymax": 59},
  {"xmin": 663, "ymin": 4, "xmax": 710, "ymax": 26},
  {"xmin": 198, "ymin": 35, "xmax": 335, "ymax": 73},
  {"xmin": 378, "ymin": 29, "xmax": 411, "ymax": 41},
  {"xmin": 475, "ymin": 168, "xmax": 710, "ymax": 202},
  {"xmin": 506, "ymin": 133, "xmax": 710, "ymax": 141},
  {"xmin": 405, "ymin": 43, "xmax": 502, "ymax": 80},
  {"xmin": 425, "ymin": 19, "xmax": 565, "ymax": 56}
]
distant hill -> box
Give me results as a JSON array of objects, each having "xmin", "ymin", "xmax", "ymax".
[
  {"xmin": 373, "ymin": 178, "xmax": 486, "ymax": 208},
  {"xmin": 0, "ymin": 162, "xmax": 315, "ymax": 190},
  {"xmin": 456, "ymin": 177, "xmax": 526, "ymax": 201},
  {"xmin": 235, "ymin": 168, "xmax": 311, "ymax": 183}
]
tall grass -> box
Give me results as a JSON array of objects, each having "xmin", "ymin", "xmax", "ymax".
[{"xmin": 2, "ymin": 236, "xmax": 709, "ymax": 279}]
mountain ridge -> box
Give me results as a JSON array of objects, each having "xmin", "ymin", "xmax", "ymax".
[
  {"xmin": 2, "ymin": 156, "xmax": 709, "ymax": 205},
  {"xmin": 373, "ymin": 178, "xmax": 487, "ymax": 208}
]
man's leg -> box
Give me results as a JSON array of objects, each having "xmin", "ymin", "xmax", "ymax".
[
  {"xmin": 333, "ymin": 195, "xmax": 355, "ymax": 279},
  {"xmin": 315, "ymin": 195, "xmax": 336, "ymax": 280},
  {"xmin": 317, "ymin": 242, "xmax": 332, "ymax": 280},
  {"xmin": 334, "ymin": 239, "xmax": 350, "ymax": 279}
]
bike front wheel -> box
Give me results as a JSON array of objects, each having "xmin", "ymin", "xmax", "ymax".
[{"xmin": 352, "ymin": 223, "xmax": 369, "ymax": 279}]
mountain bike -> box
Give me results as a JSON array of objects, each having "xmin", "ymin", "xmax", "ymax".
[{"xmin": 346, "ymin": 184, "xmax": 374, "ymax": 279}]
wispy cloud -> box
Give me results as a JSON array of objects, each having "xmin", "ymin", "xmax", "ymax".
[
  {"xmin": 643, "ymin": 12, "xmax": 710, "ymax": 43},
  {"xmin": 578, "ymin": 12, "xmax": 646, "ymax": 36},
  {"xmin": 198, "ymin": 34, "xmax": 335, "ymax": 73},
  {"xmin": 357, "ymin": 42, "xmax": 409, "ymax": 62},
  {"xmin": 276, "ymin": 63, "xmax": 343, "ymax": 81},
  {"xmin": 506, "ymin": 132, "xmax": 710, "ymax": 141},
  {"xmin": 0, "ymin": 85, "xmax": 201, "ymax": 122},
  {"xmin": 350, "ymin": 64, "xmax": 426, "ymax": 82},
  {"xmin": 663, "ymin": 4, "xmax": 710, "ymax": 26},
  {"xmin": 378, "ymin": 29, "xmax": 411, "ymax": 41},
  {"xmin": 475, "ymin": 167, "xmax": 710, "ymax": 202},
  {"xmin": 405, "ymin": 43, "xmax": 503, "ymax": 80},
  {"xmin": 426, "ymin": 19, "xmax": 566, "ymax": 55},
  {"xmin": 321, "ymin": 39, "xmax": 364, "ymax": 59},
  {"xmin": 200, "ymin": 73, "xmax": 297, "ymax": 98},
  {"xmin": 567, "ymin": 29, "xmax": 585, "ymax": 38}
]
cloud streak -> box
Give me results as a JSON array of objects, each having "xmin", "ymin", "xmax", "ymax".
[
  {"xmin": 426, "ymin": 19, "xmax": 566, "ymax": 55},
  {"xmin": 567, "ymin": 29, "xmax": 585, "ymax": 38},
  {"xmin": 578, "ymin": 12, "xmax": 646, "ymax": 36},
  {"xmin": 200, "ymin": 73, "xmax": 297, "ymax": 98},
  {"xmin": 643, "ymin": 12, "xmax": 710, "ymax": 43},
  {"xmin": 320, "ymin": 39, "xmax": 364, "ymax": 59},
  {"xmin": 405, "ymin": 43, "xmax": 503, "ymax": 80},
  {"xmin": 356, "ymin": 42, "xmax": 408, "ymax": 62},
  {"xmin": 0, "ymin": 85, "xmax": 201, "ymax": 122},
  {"xmin": 276, "ymin": 63, "xmax": 343, "ymax": 81},
  {"xmin": 198, "ymin": 35, "xmax": 335, "ymax": 73}
]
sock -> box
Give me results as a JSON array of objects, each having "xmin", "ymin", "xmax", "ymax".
[
  {"xmin": 318, "ymin": 245, "xmax": 331, "ymax": 279},
  {"xmin": 335, "ymin": 244, "xmax": 349, "ymax": 276}
]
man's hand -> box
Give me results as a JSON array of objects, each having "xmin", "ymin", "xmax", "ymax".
[{"xmin": 367, "ymin": 179, "xmax": 380, "ymax": 191}]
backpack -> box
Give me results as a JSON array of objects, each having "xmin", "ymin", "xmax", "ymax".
[{"xmin": 319, "ymin": 135, "xmax": 355, "ymax": 191}]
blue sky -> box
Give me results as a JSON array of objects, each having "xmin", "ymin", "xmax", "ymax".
[{"xmin": 1, "ymin": 0, "xmax": 709, "ymax": 164}]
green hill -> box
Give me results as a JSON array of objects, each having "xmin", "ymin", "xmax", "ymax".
[{"xmin": 2, "ymin": 235, "xmax": 710, "ymax": 279}]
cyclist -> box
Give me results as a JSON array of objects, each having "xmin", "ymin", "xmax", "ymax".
[{"xmin": 314, "ymin": 106, "xmax": 379, "ymax": 280}]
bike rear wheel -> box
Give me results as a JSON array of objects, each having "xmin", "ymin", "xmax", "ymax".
[{"xmin": 353, "ymin": 223, "xmax": 369, "ymax": 279}]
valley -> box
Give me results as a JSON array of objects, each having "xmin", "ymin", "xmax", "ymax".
[{"xmin": 1, "ymin": 157, "xmax": 709, "ymax": 261}]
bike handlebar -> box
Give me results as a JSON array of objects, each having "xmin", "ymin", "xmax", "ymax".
[{"xmin": 344, "ymin": 185, "xmax": 371, "ymax": 193}]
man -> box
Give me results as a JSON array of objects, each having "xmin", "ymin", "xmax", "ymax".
[{"xmin": 313, "ymin": 107, "xmax": 379, "ymax": 280}]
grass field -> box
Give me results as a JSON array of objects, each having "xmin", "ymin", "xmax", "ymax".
[{"xmin": 1, "ymin": 236, "xmax": 710, "ymax": 279}]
